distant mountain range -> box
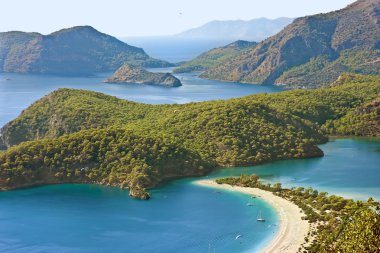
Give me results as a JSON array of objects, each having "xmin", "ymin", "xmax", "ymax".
[
  {"xmin": 0, "ymin": 26, "xmax": 171, "ymax": 76},
  {"xmin": 175, "ymin": 18, "xmax": 294, "ymax": 42},
  {"xmin": 174, "ymin": 40, "xmax": 257, "ymax": 73},
  {"xmin": 122, "ymin": 18, "xmax": 293, "ymax": 63},
  {"xmin": 202, "ymin": 0, "xmax": 380, "ymax": 88}
]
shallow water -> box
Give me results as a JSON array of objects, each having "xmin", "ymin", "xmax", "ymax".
[
  {"xmin": 209, "ymin": 138, "xmax": 380, "ymax": 200},
  {"xmin": 0, "ymin": 138, "xmax": 379, "ymax": 252},
  {"xmin": 0, "ymin": 181, "xmax": 277, "ymax": 253}
]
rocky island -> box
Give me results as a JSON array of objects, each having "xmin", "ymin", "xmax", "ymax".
[{"xmin": 105, "ymin": 64, "xmax": 182, "ymax": 87}]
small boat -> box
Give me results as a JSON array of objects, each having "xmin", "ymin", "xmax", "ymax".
[
  {"xmin": 235, "ymin": 234, "xmax": 243, "ymax": 240},
  {"xmin": 246, "ymin": 202, "xmax": 254, "ymax": 206},
  {"xmin": 257, "ymin": 210, "xmax": 266, "ymax": 222},
  {"xmin": 251, "ymin": 195, "xmax": 257, "ymax": 198}
]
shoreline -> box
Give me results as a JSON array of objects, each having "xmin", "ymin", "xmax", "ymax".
[{"xmin": 194, "ymin": 179, "xmax": 310, "ymax": 253}]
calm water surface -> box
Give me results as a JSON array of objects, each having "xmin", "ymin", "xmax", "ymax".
[{"xmin": 0, "ymin": 69, "xmax": 281, "ymax": 127}]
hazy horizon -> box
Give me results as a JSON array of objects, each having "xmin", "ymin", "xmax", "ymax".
[{"xmin": 1, "ymin": 0, "xmax": 356, "ymax": 37}]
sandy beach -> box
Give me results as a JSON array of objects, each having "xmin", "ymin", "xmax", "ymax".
[{"xmin": 195, "ymin": 180, "xmax": 309, "ymax": 253}]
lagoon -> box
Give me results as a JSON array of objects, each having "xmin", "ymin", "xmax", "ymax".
[{"xmin": 0, "ymin": 138, "xmax": 379, "ymax": 252}]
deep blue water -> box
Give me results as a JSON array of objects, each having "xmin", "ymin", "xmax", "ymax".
[
  {"xmin": 0, "ymin": 70, "xmax": 281, "ymax": 127},
  {"xmin": 0, "ymin": 72, "xmax": 379, "ymax": 252},
  {"xmin": 122, "ymin": 37, "xmax": 234, "ymax": 63}
]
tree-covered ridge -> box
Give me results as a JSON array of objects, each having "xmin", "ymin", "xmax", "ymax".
[
  {"xmin": 0, "ymin": 128, "xmax": 212, "ymax": 199},
  {"xmin": 201, "ymin": 0, "xmax": 380, "ymax": 88},
  {"xmin": 173, "ymin": 40, "xmax": 257, "ymax": 73},
  {"xmin": 0, "ymin": 26, "xmax": 171, "ymax": 76},
  {"xmin": 0, "ymin": 74, "xmax": 378, "ymax": 198},
  {"xmin": 325, "ymin": 95, "xmax": 380, "ymax": 136},
  {"xmin": 1, "ymin": 74, "xmax": 379, "ymax": 149},
  {"xmin": 217, "ymin": 174, "xmax": 380, "ymax": 253},
  {"xmin": 0, "ymin": 98, "xmax": 325, "ymax": 198}
]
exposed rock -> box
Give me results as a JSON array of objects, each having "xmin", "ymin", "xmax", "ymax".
[
  {"xmin": 105, "ymin": 64, "xmax": 182, "ymax": 87},
  {"xmin": 202, "ymin": 0, "xmax": 380, "ymax": 88}
]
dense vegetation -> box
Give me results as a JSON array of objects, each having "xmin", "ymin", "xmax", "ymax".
[
  {"xmin": 0, "ymin": 74, "xmax": 379, "ymax": 198},
  {"xmin": 0, "ymin": 26, "xmax": 171, "ymax": 75},
  {"xmin": 201, "ymin": 0, "xmax": 380, "ymax": 88},
  {"xmin": 0, "ymin": 128, "xmax": 212, "ymax": 199},
  {"xmin": 325, "ymin": 94, "xmax": 380, "ymax": 136},
  {"xmin": 105, "ymin": 63, "xmax": 182, "ymax": 87},
  {"xmin": 173, "ymin": 40, "xmax": 256, "ymax": 73},
  {"xmin": 217, "ymin": 174, "xmax": 380, "ymax": 253}
]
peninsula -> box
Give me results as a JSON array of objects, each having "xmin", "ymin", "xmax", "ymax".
[{"xmin": 0, "ymin": 74, "xmax": 378, "ymax": 199}]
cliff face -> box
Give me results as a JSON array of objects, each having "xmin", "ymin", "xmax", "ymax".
[
  {"xmin": 105, "ymin": 64, "xmax": 182, "ymax": 87},
  {"xmin": 0, "ymin": 26, "xmax": 171, "ymax": 76},
  {"xmin": 202, "ymin": 0, "xmax": 380, "ymax": 88}
]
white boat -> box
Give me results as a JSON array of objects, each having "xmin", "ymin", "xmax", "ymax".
[
  {"xmin": 246, "ymin": 202, "xmax": 254, "ymax": 206},
  {"xmin": 235, "ymin": 234, "xmax": 243, "ymax": 240},
  {"xmin": 257, "ymin": 210, "xmax": 266, "ymax": 222}
]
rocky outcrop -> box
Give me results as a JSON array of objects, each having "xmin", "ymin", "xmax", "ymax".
[{"xmin": 105, "ymin": 64, "xmax": 182, "ymax": 87}]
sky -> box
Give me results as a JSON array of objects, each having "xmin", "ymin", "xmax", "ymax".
[{"xmin": 0, "ymin": 0, "xmax": 356, "ymax": 37}]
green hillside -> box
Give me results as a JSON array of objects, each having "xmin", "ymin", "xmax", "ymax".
[{"xmin": 0, "ymin": 74, "xmax": 379, "ymax": 198}]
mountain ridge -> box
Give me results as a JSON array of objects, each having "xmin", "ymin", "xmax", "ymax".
[
  {"xmin": 175, "ymin": 17, "xmax": 294, "ymax": 41},
  {"xmin": 201, "ymin": 0, "xmax": 380, "ymax": 88},
  {"xmin": 0, "ymin": 26, "xmax": 172, "ymax": 76}
]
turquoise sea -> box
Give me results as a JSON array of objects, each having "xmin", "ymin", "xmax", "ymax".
[{"xmin": 0, "ymin": 71, "xmax": 379, "ymax": 252}]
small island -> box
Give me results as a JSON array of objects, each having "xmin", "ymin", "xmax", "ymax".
[{"xmin": 105, "ymin": 64, "xmax": 182, "ymax": 87}]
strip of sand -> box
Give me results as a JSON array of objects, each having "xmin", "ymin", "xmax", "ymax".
[{"xmin": 195, "ymin": 180, "xmax": 309, "ymax": 253}]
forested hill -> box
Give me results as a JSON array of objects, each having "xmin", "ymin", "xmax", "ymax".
[
  {"xmin": 0, "ymin": 26, "xmax": 171, "ymax": 76},
  {"xmin": 0, "ymin": 74, "xmax": 379, "ymax": 198},
  {"xmin": 201, "ymin": 0, "xmax": 380, "ymax": 88}
]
